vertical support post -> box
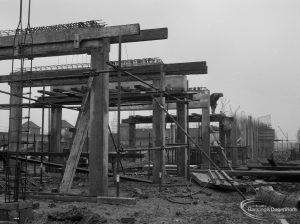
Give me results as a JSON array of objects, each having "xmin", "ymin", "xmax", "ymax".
[
  {"xmin": 170, "ymin": 124, "xmax": 176, "ymax": 144},
  {"xmin": 50, "ymin": 106, "xmax": 62, "ymax": 168},
  {"xmin": 176, "ymin": 102, "xmax": 187, "ymax": 177},
  {"xmin": 128, "ymin": 123, "xmax": 136, "ymax": 147},
  {"xmin": 128, "ymin": 122, "xmax": 136, "ymax": 163},
  {"xmin": 231, "ymin": 119, "xmax": 238, "ymax": 167},
  {"xmin": 248, "ymin": 116, "xmax": 254, "ymax": 160},
  {"xmin": 116, "ymin": 35, "xmax": 122, "ymax": 197},
  {"xmin": 219, "ymin": 120, "xmax": 226, "ymax": 167},
  {"xmin": 253, "ymin": 121, "xmax": 258, "ymax": 161},
  {"xmin": 89, "ymin": 39, "xmax": 110, "ymax": 196},
  {"xmin": 201, "ymin": 94, "xmax": 210, "ymax": 169},
  {"xmin": 8, "ymin": 83, "xmax": 23, "ymax": 152},
  {"xmin": 186, "ymin": 97, "xmax": 190, "ymax": 180},
  {"xmin": 152, "ymin": 65, "xmax": 166, "ymax": 183},
  {"xmin": 197, "ymin": 122, "xmax": 202, "ymax": 165},
  {"xmin": 40, "ymin": 86, "xmax": 45, "ymax": 188},
  {"xmin": 148, "ymin": 132, "xmax": 151, "ymax": 179}
]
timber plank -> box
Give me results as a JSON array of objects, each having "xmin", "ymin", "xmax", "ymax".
[
  {"xmin": 26, "ymin": 194, "xmax": 136, "ymax": 205},
  {"xmin": 59, "ymin": 78, "xmax": 93, "ymax": 193}
]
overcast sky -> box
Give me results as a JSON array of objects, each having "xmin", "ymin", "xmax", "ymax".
[{"xmin": 0, "ymin": 0, "xmax": 299, "ymax": 140}]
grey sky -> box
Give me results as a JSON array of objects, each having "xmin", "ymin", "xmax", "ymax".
[{"xmin": 0, "ymin": 0, "xmax": 299, "ymax": 140}]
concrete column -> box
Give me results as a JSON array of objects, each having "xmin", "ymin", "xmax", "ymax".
[
  {"xmin": 232, "ymin": 119, "xmax": 238, "ymax": 167},
  {"xmin": 49, "ymin": 106, "xmax": 62, "ymax": 169},
  {"xmin": 89, "ymin": 39, "xmax": 110, "ymax": 196},
  {"xmin": 170, "ymin": 124, "xmax": 176, "ymax": 144},
  {"xmin": 152, "ymin": 66, "xmax": 166, "ymax": 183},
  {"xmin": 9, "ymin": 82, "xmax": 23, "ymax": 152},
  {"xmin": 247, "ymin": 116, "xmax": 254, "ymax": 160},
  {"xmin": 128, "ymin": 123, "xmax": 136, "ymax": 162},
  {"xmin": 201, "ymin": 94, "xmax": 210, "ymax": 169},
  {"xmin": 176, "ymin": 102, "xmax": 187, "ymax": 177},
  {"xmin": 128, "ymin": 123, "xmax": 136, "ymax": 147},
  {"xmin": 219, "ymin": 120, "xmax": 226, "ymax": 167}
]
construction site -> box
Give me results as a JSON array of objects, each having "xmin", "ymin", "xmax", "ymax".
[{"xmin": 0, "ymin": 1, "xmax": 299, "ymax": 224}]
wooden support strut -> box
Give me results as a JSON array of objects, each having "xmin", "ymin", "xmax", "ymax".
[{"xmin": 58, "ymin": 77, "xmax": 93, "ymax": 193}]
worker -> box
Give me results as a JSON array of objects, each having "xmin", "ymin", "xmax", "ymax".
[{"xmin": 210, "ymin": 93, "xmax": 223, "ymax": 114}]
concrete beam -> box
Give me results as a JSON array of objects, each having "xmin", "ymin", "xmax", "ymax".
[
  {"xmin": 0, "ymin": 62, "xmax": 207, "ymax": 87},
  {"xmin": 0, "ymin": 24, "xmax": 139, "ymax": 60},
  {"xmin": 110, "ymin": 28, "xmax": 167, "ymax": 44},
  {"xmin": 122, "ymin": 114, "xmax": 232, "ymax": 124},
  {"xmin": 0, "ymin": 24, "xmax": 140, "ymax": 47},
  {"xmin": 0, "ymin": 27, "xmax": 169, "ymax": 60}
]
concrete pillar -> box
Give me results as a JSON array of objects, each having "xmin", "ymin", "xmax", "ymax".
[
  {"xmin": 128, "ymin": 123, "xmax": 136, "ymax": 162},
  {"xmin": 49, "ymin": 106, "xmax": 62, "ymax": 170},
  {"xmin": 176, "ymin": 102, "xmax": 187, "ymax": 177},
  {"xmin": 201, "ymin": 94, "xmax": 210, "ymax": 169},
  {"xmin": 232, "ymin": 119, "xmax": 238, "ymax": 167},
  {"xmin": 128, "ymin": 123, "xmax": 136, "ymax": 147},
  {"xmin": 9, "ymin": 82, "xmax": 23, "ymax": 152},
  {"xmin": 219, "ymin": 120, "xmax": 226, "ymax": 167},
  {"xmin": 170, "ymin": 124, "xmax": 176, "ymax": 144},
  {"xmin": 247, "ymin": 116, "xmax": 254, "ymax": 160},
  {"xmin": 89, "ymin": 39, "xmax": 110, "ymax": 196},
  {"xmin": 152, "ymin": 66, "xmax": 166, "ymax": 183}
]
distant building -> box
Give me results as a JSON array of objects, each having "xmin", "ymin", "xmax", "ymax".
[
  {"xmin": 61, "ymin": 120, "xmax": 74, "ymax": 137},
  {"xmin": 22, "ymin": 121, "xmax": 40, "ymax": 135}
]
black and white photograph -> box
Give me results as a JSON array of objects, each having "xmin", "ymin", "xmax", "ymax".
[{"xmin": 0, "ymin": 0, "xmax": 299, "ymax": 223}]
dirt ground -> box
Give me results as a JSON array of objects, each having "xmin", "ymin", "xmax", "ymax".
[{"xmin": 27, "ymin": 174, "xmax": 300, "ymax": 224}]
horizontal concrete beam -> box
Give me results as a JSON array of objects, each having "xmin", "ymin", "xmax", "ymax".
[
  {"xmin": 110, "ymin": 101, "xmax": 205, "ymax": 111},
  {"xmin": 0, "ymin": 24, "xmax": 140, "ymax": 47},
  {"xmin": 0, "ymin": 27, "xmax": 167, "ymax": 60},
  {"xmin": 110, "ymin": 28, "xmax": 167, "ymax": 44},
  {"xmin": 0, "ymin": 61, "xmax": 207, "ymax": 87},
  {"xmin": 34, "ymin": 91, "xmax": 194, "ymax": 106},
  {"xmin": 122, "ymin": 114, "xmax": 233, "ymax": 124}
]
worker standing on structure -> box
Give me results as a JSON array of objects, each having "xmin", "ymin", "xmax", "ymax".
[{"xmin": 210, "ymin": 93, "xmax": 223, "ymax": 114}]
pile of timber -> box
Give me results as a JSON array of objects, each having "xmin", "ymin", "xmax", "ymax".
[
  {"xmin": 191, "ymin": 170, "xmax": 248, "ymax": 191},
  {"xmin": 191, "ymin": 170, "xmax": 273, "ymax": 191}
]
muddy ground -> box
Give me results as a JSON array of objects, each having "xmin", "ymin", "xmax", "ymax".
[{"xmin": 27, "ymin": 174, "xmax": 300, "ymax": 224}]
